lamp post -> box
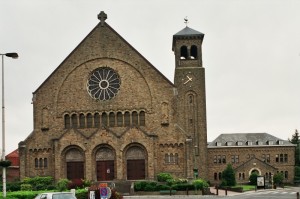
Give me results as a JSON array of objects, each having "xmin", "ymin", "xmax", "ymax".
[{"xmin": 0, "ymin": 52, "xmax": 18, "ymax": 198}]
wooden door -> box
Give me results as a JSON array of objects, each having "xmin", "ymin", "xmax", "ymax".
[
  {"xmin": 96, "ymin": 160, "xmax": 114, "ymax": 181},
  {"xmin": 127, "ymin": 159, "xmax": 145, "ymax": 180},
  {"xmin": 67, "ymin": 162, "xmax": 84, "ymax": 180}
]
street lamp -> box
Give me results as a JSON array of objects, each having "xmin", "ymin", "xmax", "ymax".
[{"xmin": 0, "ymin": 52, "xmax": 18, "ymax": 198}]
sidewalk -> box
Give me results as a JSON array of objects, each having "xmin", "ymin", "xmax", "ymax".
[{"xmin": 209, "ymin": 186, "xmax": 242, "ymax": 196}]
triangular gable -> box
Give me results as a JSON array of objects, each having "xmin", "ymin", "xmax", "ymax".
[{"xmin": 34, "ymin": 21, "xmax": 174, "ymax": 94}]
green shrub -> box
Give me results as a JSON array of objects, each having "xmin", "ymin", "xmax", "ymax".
[
  {"xmin": 193, "ymin": 179, "xmax": 209, "ymax": 190},
  {"xmin": 249, "ymin": 173, "xmax": 258, "ymax": 185},
  {"xmin": 144, "ymin": 182, "xmax": 157, "ymax": 191},
  {"xmin": 56, "ymin": 178, "xmax": 71, "ymax": 191},
  {"xmin": 20, "ymin": 184, "xmax": 32, "ymax": 191},
  {"xmin": 172, "ymin": 183, "xmax": 194, "ymax": 191},
  {"xmin": 156, "ymin": 184, "xmax": 170, "ymax": 190},
  {"xmin": 157, "ymin": 173, "xmax": 173, "ymax": 182},
  {"xmin": 221, "ymin": 164, "xmax": 236, "ymax": 186},
  {"xmin": 6, "ymin": 181, "xmax": 22, "ymax": 191},
  {"xmin": 22, "ymin": 176, "xmax": 54, "ymax": 190},
  {"xmin": 134, "ymin": 181, "xmax": 158, "ymax": 191},
  {"xmin": 273, "ymin": 172, "xmax": 284, "ymax": 185}
]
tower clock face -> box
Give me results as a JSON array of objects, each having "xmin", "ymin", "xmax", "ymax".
[{"xmin": 87, "ymin": 67, "xmax": 121, "ymax": 101}]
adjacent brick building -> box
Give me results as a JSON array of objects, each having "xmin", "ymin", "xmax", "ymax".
[{"xmin": 17, "ymin": 11, "xmax": 295, "ymax": 184}]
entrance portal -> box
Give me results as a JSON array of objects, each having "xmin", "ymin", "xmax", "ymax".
[
  {"xmin": 126, "ymin": 146, "xmax": 146, "ymax": 180},
  {"xmin": 96, "ymin": 147, "xmax": 115, "ymax": 181}
]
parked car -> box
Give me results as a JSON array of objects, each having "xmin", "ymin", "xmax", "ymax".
[{"xmin": 34, "ymin": 192, "xmax": 77, "ymax": 199}]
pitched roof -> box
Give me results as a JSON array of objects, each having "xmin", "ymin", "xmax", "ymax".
[
  {"xmin": 208, "ymin": 132, "xmax": 295, "ymax": 148},
  {"xmin": 174, "ymin": 26, "xmax": 204, "ymax": 37}
]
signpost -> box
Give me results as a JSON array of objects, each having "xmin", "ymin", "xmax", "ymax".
[{"xmin": 99, "ymin": 183, "xmax": 111, "ymax": 199}]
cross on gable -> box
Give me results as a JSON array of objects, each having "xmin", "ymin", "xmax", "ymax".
[{"xmin": 98, "ymin": 11, "xmax": 107, "ymax": 27}]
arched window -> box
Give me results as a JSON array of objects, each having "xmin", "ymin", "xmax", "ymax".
[
  {"xmin": 175, "ymin": 153, "xmax": 178, "ymax": 164},
  {"xmin": 190, "ymin": 45, "xmax": 198, "ymax": 59},
  {"xmin": 214, "ymin": 173, "xmax": 218, "ymax": 180},
  {"xmin": 39, "ymin": 158, "xmax": 43, "ymax": 168},
  {"xmin": 132, "ymin": 111, "xmax": 138, "ymax": 125},
  {"xmin": 117, "ymin": 112, "xmax": 123, "ymax": 127},
  {"xmin": 87, "ymin": 113, "xmax": 93, "ymax": 128},
  {"xmin": 79, "ymin": 113, "xmax": 85, "ymax": 128},
  {"xmin": 44, "ymin": 158, "xmax": 48, "ymax": 168},
  {"xmin": 124, "ymin": 112, "xmax": 130, "ymax": 126},
  {"xmin": 285, "ymin": 171, "xmax": 288, "ymax": 179},
  {"xmin": 109, "ymin": 112, "xmax": 115, "ymax": 127},
  {"xmin": 180, "ymin": 46, "xmax": 188, "ymax": 59},
  {"xmin": 218, "ymin": 172, "xmax": 222, "ymax": 180},
  {"xmin": 35, "ymin": 158, "xmax": 38, "ymax": 168},
  {"xmin": 94, "ymin": 113, "xmax": 100, "ymax": 128},
  {"xmin": 71, "ymin": 114, "xmax": 78, "ymax": 128},
  {"xmin": 102, "ymin": 112, "xmax": 108, "ymax": 127},
  {"xmin": 64, "ymin": 114, "xmax": 70, "ymax": 129},
  {"xmin": 139, "ymin": 111, "xmax": 145, "ymax": 126}
]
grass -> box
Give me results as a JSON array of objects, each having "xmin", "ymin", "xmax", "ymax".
[{"xmin": 232, "ymin": 185, "xmax": 256, "ymax": 191}]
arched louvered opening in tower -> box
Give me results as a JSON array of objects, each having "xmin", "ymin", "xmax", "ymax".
[
  {"xmin": 190, "ymin": 45, "xmax": 198, "ymax": 59},
  {"xmin": 180, "ymin": 46, "xmax": 188, "ymax": 59}
]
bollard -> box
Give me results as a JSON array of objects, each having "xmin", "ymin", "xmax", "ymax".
[
  {"xmin": 216, "ymin": 186, "xmax": 219, "ymax": 195},
  {"xmin": 186, "ymin": 187, "xmax": 189, "ymax": 195},
  {"xmin": 225, "ymin": 188, "xmax": 228, "ymax": 196},
  {"xmin": 297, "ymin": 192, "xmax": 299, "ymax": 199}
]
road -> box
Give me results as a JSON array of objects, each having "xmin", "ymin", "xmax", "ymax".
[{"xmin": 124, "ymin": 187, "xmax": 300, "ymax": 199}]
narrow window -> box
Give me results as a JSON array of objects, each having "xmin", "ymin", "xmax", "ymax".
[
  {"xmin": 71, "ymin": 114, "xmax": 78, "ymax": 128},
  {"xmin": 242, "ymin": 173, "xmax": 245, "ymax": 180},
  {"xmin": 285, "ymin": 171, "xmax": 288, "ymax": 179},
  {"xmin": 222, "ymin": 155, "xmax": 226, "ymax": 164},
  {"xmin": 180, "ymin": 46, "xmax": 188, "ymax": 59},
  {"xmin": 44, "ymin": 158, "xmax": 48, "ymax": 168},
  {"xmin": 102, "ymin": 112, "xmax": 108, "ymax": 127},
  {"xmin": 218, "ymin": 172, "xmax": 222, "ymax": 180},
  {"xmin": 39, "ymin": 158, "xmax": 43, "ymax": 168},
  {"xmin": 79, "ymin": 113, "xmax": 85, "ymax": 128},
  {"xmin": 170, "ymin": 153, "xmax": 174, "ymax": 163},
  {"xmin": 284, "ymin": 154, "xmax": 288, "ymax": 162},
  {"xmin": 94, "ymin": 113, "xmax": 100, "ymax": 128},
  {"xmin": 87, "ymin": 113, "xmax": 93, "ymax": 128},
  {"xmin": 275, "ymin": 154, "xmax": 279, "ymax": 162},
  {"xmin": 109, "ymin": 112, "xmax": 115, "ymax": 127},
  {"xmin": 35, "ymin": 158, "xmax": 38, "ymax": 168},
  {"xmin": 64, "ymin": 114, "xmax": 70, "ymax": 129},
  {"xmin": 117, "ymin": 112, "xmax": 123, "ymax": 127},
  {"xmin": 124, "ymin": 112, "xmax": 130, "ymax": 126},
  {"xmin": 132, "ymin": 111, "xmax": 138, "ymax": 125},
  {"xmin": 139, "ymin": 111, "xmax": 145, "ymax": 126},
  {"xmin": 190, "ymin": 45, "xmax": 198, "ymax": 59},
  {"xmin": 214, "ymin": 173, "xmax": 217, "ymax": 180},
  {"xmin": 213, "ymin": 155, "xmax": 217, "ymax": 164}
]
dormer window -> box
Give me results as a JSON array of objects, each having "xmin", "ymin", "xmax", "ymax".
[
  {"xmin": 226, "ymin": 141, "xmax": 232, "ymax": 146},
  {"xmin": 278, "ymin": 140, "xmax": 284, "ymax": 145},
  {"xmin": 216, "ymin": 142, "xmax": 222, "ymax": 146},
  {"xmin": 257, "ymin": 141, "xmax": 263, "ymax": 145},
  {"xmin": 247, "ymin": 141, "xmax": 252, "ymax": 146},
  {"xmin": 237, "ymin": 141, "xmax": 243, "ymax": 146},
  {"xmin": 267, "ymin": 140, "xmax": 274, "ymax": 145}
]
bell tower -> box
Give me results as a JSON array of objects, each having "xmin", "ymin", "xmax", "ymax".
[{"xmin": 173, "ymin": 24, "xmax": 208, "ymax": 179}]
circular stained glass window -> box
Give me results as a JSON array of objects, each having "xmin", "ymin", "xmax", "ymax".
[{"xmin": 87, "ymin": 67, "xmax": 121, "ymax": 101}]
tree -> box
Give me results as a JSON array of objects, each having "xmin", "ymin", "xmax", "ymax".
[
  {"xmin": 289, "ymin": 129, "xmax": 300, "ymax": 166},
  {"xmin": 221, "ymin": 164, "xmax": 236, "ymax": 187},
  {"xmin": 273, "ymin": 172, "xmax": 284, "ymax": 185},
  {"xmin": 249, "ymin": 172, "xmax": 258, "ymax": 185}
]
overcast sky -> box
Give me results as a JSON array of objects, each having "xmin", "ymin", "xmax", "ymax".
[{"xmin": 1, "ymin": 0, "xmax": 300, "ymax": 154}]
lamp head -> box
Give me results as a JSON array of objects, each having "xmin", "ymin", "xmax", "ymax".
[{"xmin": 5, "ymin": 53, "xmax": 18, "ymax": 59}]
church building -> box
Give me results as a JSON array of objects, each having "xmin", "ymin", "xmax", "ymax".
[{"xmin": 19, "ymin": 11, "xmax": 208, "ymax": 182}]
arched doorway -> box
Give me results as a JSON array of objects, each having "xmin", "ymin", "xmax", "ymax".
[
  {"xmin": 126, "ymin": 146, "xmax": 146, "ymax": 180},
  {"xmin": 96, "ymin": 147, "xmax": 115, "ymax": 181},
  {"xmin": 65, "ymin": 148, "xmax": 84, "ymax": 180}
]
